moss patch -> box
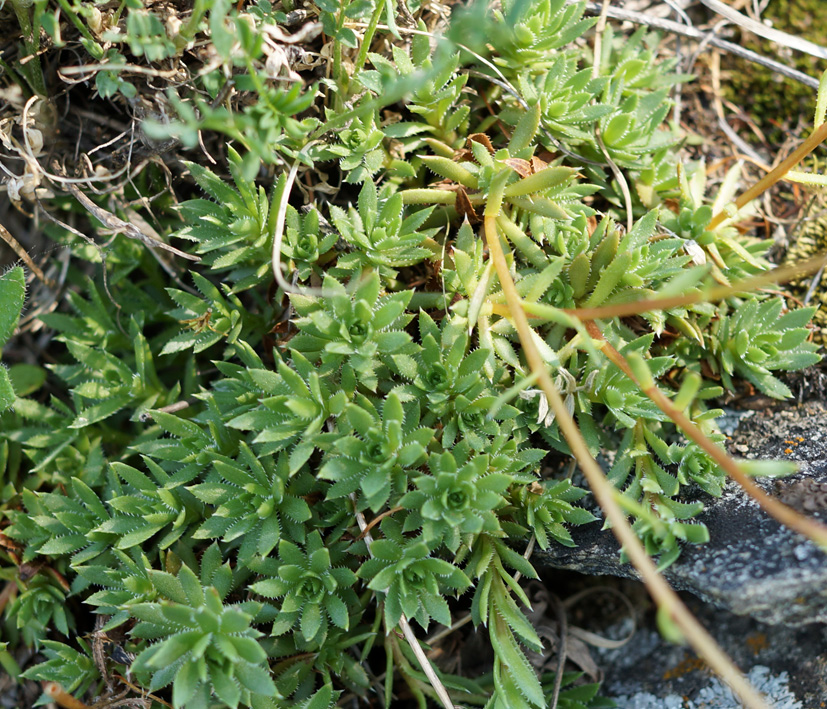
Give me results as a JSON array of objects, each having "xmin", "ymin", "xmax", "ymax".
[{"xmin": 721, "ymin": 0, "xmax": 827, "ymax": 146}]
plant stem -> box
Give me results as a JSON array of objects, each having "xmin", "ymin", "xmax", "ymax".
[
  {"xmin": 44, "ymin": 683, "xmax": 91, "ymax": 709},
  {"xmin": 0, "ymin": 223, "xmax": 56, "ymax": 289},
  {"xmin": 563, "ymin": 250, "xmax": 827, "ymax": 321},
  {"xmin": 586, "ymin": 321, "xmax": 827, "ymax": 548},
  {"xmin": 352, "ymin": 0, "xmax": 384, "ymax": 79},
  {"xmin": 483, "ymin": 215, "xmax": 769, "ymax": 709},
  {"xmin": 332, "ymin": 3, "xmax": 349, "ymax": 107},
  {"xmin": 54, "ymin": 0, "xmax": 103, "ymax": 56},
  {"xmin": 10, "ymin": 0, "xmax": 47, "ymax": 97},
  {"xmin": 175, "ymin": 0, "xmax": 207, "ymax": 49},
  {"xmin": 708, "ymin": 121, "xmax": 827, "ymax": 230},
  {"xmin": 350, "ymin": 494, "xmax": 455, "ymax": 709}
]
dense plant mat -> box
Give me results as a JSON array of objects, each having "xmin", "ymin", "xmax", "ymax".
[{"xmin": 1, "ymin": 0, "xmax": 826, "ymax": 707}]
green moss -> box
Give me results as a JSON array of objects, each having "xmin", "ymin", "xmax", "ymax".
[{"xmin": 721, "ymin": 0, "xmax": 827, "ymax": 145}]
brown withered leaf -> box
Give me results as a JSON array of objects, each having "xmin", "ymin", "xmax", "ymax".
[
  {"xmin": 504, "ymin": 158, "xmax": 532, "ymax": 178},
  {"xmin": 18, "ymin": 561, "xmax": 43, "ymax": 582},
  {"xmin": 586, "ymin": 215, "xmax": 598, "ymax": 236},
  {"xmin": 0, "ymin": 533, "xmax": 22, "ymax": 552},
  {"xmin": 46, "ymin": 566, "xmax": 71, "ymax": 591},
  {"xmin": 456, "ymin": 187, "xmax": 479, "ymax": 223},
  {"xmin": 468, "ymin": 133, "xmax": 494, "ymax": 154},
  {"xmin": 453, "ymin": 147, "xmax": 475, "ymax": 162},
  {"xmin": 530, "ymin": 155, "xmax": 549, "ymax": 173},
  {"xmin": 663, "ymin": 197, "xmax": 681, "ymax": 214}
]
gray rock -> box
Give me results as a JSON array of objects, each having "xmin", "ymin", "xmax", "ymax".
[
  {"xmin": 534, "ymin": 401, "xmax": 827, "ymax": 626},
  {"xmin": 593, "ymin": 587, "xmax": 827, "ymax": 708},
  {"xmin": 585, "ymin": 579, "xmax": 827, "ymax": 709}
]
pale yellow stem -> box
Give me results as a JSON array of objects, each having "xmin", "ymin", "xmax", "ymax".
[
  {"xmin": 586, "ymin": 322, "xmax": 827, "ymax": 547},
  {"xmin": 483, "ymin": 215, "xmax": 768, "ymax": 709},
  {"xmin": 709, "ymin": 121, "xmax": 827, "ymax": 230}
]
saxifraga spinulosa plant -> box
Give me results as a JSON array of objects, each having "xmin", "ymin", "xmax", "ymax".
[{"xmin": 1, "ymin": 0, "xmax": 827, "ymax": 707}]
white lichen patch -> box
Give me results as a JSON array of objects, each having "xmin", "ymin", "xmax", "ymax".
[{"xmin": 612, "ymin": 665, "xmax": 802, "ymax": 709}]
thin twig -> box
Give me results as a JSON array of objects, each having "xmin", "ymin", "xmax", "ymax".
[
  {"xmin": 483, "ymin": 215, "xmax": 769, "ymax": 709},
  {"xmin": 138, "ymin": 399, "xmax": 193, "ymax": 422},
  {"xmin": 803, "ymin": 265, "xmax": 825, "ymax": 305},
  {"xmin": 111, "ymin": 675, "xmax": 173, "ymax": 708},
  {"xmin": 271, "ymin": 157, "xmax": 304, "ymax": 296},
  {"xmin": 35, "ymin": 196, "xmax": 124, "ymax": 321},
  {"xmin": 52, "ymin": 164, "xmax": 198, "ymax": 261},
  {"xmin": 269, "ymin": 142, "xmax": 339, "ymax": 299},
  {"xmin": 35, "ymin": 197, "xmax": 124, "ymax": 329},
  {"xmin": 59, "ymin": 63, "xmax": 183, "ymax": 79},
  {"xmin": 0, "ymin": 221, "xmax": 56, "ymax": 289},
  {"xmin": 350, "ymin": 494, "xmax": 455, "ymax": 709},
  {"xmin": 596, "ymin": 127, "xmax": 634, "ymax": 234},
  {"xmin": 586, "ymin": 321, "xmax": 827, "ymax": 548},
  {"xmin": 709, "ymin": 51, "xmax": 769, "ymax": 165},
  {"xmin": 425, "ymin": 613, "xmax": 473, "ymax": 647},
  {"xmin": 562, "ymin": 250, "xmax": 827, "ymax": 321},
  {"xmin": 575, "ymin": 1, "xmax": 819, "ymax": 89},
  {"xmin": 357, "ymin": 506, "xmax": 403, "ymax": 540},
  {"xmin": 547, "ymin": 593, "xmax": 567, "ymax": 709},
  {"xmin": 699, "ymin": 0, "xmax": 827, "ymax": 60},
  {"xmin": 709, "ymin": 121, "xmax": 827, "ymax": 229}
]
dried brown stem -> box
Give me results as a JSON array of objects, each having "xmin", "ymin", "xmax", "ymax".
[
  {"xmin": 484, "ymin": 215, "xmax": 768, "ymax": 709},
  {"xmin": 584, "ymin": 321, "xmax": 827, "ymax": 548},
  {"xmin": 0, "ymin": 221, "xmax": 56, "ymax": 289},
  {"xmin": 565, "ymin": 251, "xmax": 827, "ymax": 321},
  {"xmin": 349, "ymin": 494, "xmax": 455, "ymax": 709},
  {"xmin": 708, "ymin": 121, "xmax": 827, "ymax": 229},
  {"xmin": 53, "ymin": 165, "xmax": 198, "ymax": 262},
  {"xmin": 44, "ymin": 683, "xmax": 91, "ymax": 709}
]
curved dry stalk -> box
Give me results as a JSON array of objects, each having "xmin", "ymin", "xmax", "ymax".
[
  {"xmin": 269, "ymin": 142, "xmax": 347, "ymax": 301},
  {"xmin": 270, "ymin": 156, "xmax": 304, "ymax": 296},
  {"xmin": 52, "ymin": 166, "xmax": 198, "ymax": 262},
  {"xmin": 483, "ymin": 215, "xmax": 769, "ymax": 709},
  {"xmin": 564, "ymin": 250, "xmax": 827, "ymax": 321},
  {"xmin": 0, "ymin": 221, "xmax": 56, "ymax": 289},
  {"xmin": 584, "ymin": 321, "xmax": 827, "ymax": 547},
  {"xmin": 708, "ymin": 121, "xmax": 827, "ymax": 230},
  {"xmin": 349, "ymin": 494, "xmax": 455, "ymax": 709}
]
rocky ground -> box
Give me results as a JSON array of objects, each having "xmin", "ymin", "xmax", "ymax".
[{"xmin": 534, "ymin": 393, "xmax": 827, "ymax": 707}]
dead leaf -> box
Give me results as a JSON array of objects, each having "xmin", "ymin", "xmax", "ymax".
[{"xmin": 468, "ymin": 133, "xmax": 494, "ymax": 154}]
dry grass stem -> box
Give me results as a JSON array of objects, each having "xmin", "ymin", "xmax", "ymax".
[
  {"xmin": 586, "ymin": 322, "xmax": 827, "ymax": 548},
  {"xmin": 0, "ymin": 221, "xmax": 56, "ymax": 289},
  {"xmin": 350, "ymin": 494, "xmax": 456, "ymax": 709},
  {"xmin": 709, "ymin": 121, "xmax": 827, "ymax": 229},
  {"xmin": 44, "ymin": 683, "xmax": 92, "ymax": 709},
  {"xmin": 576, "ymin": 1, "xmax": 819, "ymax": 88},
  {"xmin": 484, "ymin": 214, "xmax": 769, "ymax": 709}
]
